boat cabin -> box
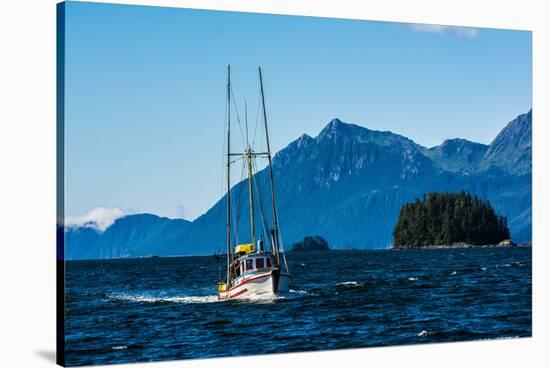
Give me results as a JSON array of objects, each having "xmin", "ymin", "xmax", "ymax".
[
  {"xmin": 233, "ymin": 254, "xmax": 273, "ymax": 278},
  {"xmin": 231, "ymin": 243, "xmax": 273, "ymax": 279}
]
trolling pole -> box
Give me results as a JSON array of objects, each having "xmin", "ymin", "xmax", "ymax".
[
  {"xmin": 259, "ymin": 67, "xmax": 281, "ymax": 268},
  {"xmin": 226, "ymin": 65, "xmax": 232, "ymax": 287}
]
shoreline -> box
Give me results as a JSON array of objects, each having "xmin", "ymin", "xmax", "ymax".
[
  {"xmin": 392, "ymin": 243, "xmax": 531, "ymax": 250},
  {"xmin": 65, "ymin": 244, "xmax": 532, "ymax": 261}
]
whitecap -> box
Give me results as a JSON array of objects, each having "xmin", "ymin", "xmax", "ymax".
[
  {"xmin": 289, "ymin": 289, "xmax": 310, "ymax": 295},
  {"xmin": 450, "ymin": 271, "xmax": 457, "ymax": 275},
  {"xmin": 408, "ymin": 277, "xmax": 418, "ymax": 281},
  {"xmin": 336, "ymin": 281, "xmax": 361, "ymax": 287},
  {"xmin": 112, "ymin": 345, "xmax": 128, "ymax": 350},
  {"xmin": 417, "ymin": 330, "xmax": 428, "ymax": 337},
  {"xmin": 480, "ymin": 267, "xmax": 486, "ymax": 271}
]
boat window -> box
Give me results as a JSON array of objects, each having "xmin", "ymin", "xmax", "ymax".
[
  {"xmin": 266, "ymin": 258, "xmax": 271, "ymax": 268},
  {"xmin": 235, "ymin": 263, "xmax": 241, "ymax": 277},
  {"xmin": 245, "ymin": 259, "xmax": 254, "ymax": 271},
  {"xmin": 256, "ymin": 258, "xmax": 265, "ymax": 269}
]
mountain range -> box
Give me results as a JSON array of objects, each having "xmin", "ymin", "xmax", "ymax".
[{"xmin": 65, "ymin": 110, "xmax": 532, "ymax": 259}]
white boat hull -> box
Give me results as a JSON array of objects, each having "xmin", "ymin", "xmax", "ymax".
[{"xmin": 218, "ymin": 270, "xmax": 292, "ymax": 300}]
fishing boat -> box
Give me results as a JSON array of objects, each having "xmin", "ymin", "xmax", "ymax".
[{"xmin": 217, "ymin": 66, "xmax": 292, "ymax": 300}]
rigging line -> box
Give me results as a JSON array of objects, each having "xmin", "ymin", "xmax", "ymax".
[
  {"xmin": 231, "ymin": 185, "xmax": 239, "ymax": 246},
  {"xmin": 229, "ymin": 156, "xmax": 243, "ymax": 165},
  {"xmin": 252, "ymin": 92, "xmax": 262, "ymax": 147},
  {"xmin": 252, "ymin": 158, "xmax": 270, "ymax": 244},
  {"xmin": 230, "ymin": 155, "xmax": 243, "ymax": 247},
  {"xmin": 269, "ymin": 185, "xmax": 290, "ymax": 273},
  {"xmin": 232, "ymin": 156, "xmax": 247, "ymax": 245},
  {"xmin": 252, "ymin": 159, "xmax": 268, "ymax": 228},
  {"xmin": 230, "ymin": 85, "xmax": 247, "ymax": 146},
  {"xmin": 277, "ymin": 224, "xmax": 290, "ymax": 273},
  {"xmin": 271, "ymin": 193, "xmax": 290, "ymax": 273},
  {"xmin": 245, "ymin": 101, "xmax": 249, "ymax": 148},
  {"xmin": 218, "ymin": 93, "xmax": 229, "ymax": 259},
  {"xmin": 236, "ymin": 157, "xmax": 247, "ymax": 226}
]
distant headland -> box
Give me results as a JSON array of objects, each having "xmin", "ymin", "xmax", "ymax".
[{"xmin": 291, "ymin": 236, "xmax": 330, "ymax": 252}]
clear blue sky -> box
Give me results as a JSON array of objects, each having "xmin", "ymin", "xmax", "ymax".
[{"xmin": 64, "ymin": 1, "xmax": 532, "ymax": 221}]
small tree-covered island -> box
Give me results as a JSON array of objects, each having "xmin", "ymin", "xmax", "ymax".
[
  {"xmin": 291, "ymin": 236, "xmax": 330, "ymax": 251},
  {"xmin": 393, "ymin": 192, "xmax": 511, "ymax": 248}
]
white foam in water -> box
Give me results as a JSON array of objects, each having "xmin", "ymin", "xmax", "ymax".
[
  {"xmin": 336, "ymin": 281, "xmax": 361, "ymax": 287},
  {"xmin": 275, "ymin": 289, "xmax": 315, "ymax": 299},
  {"xmin": 417, "ymin": 330, "xmax": 428, "ymax": 337},
  {"xmin": 480, "ymin": 267, "xmax": 487, "ymax": 271},
  {"xmin": 239, "ymin": 293, "xmax": 279, "ymax": 303},
  {"xmin": 408, "ymin": 277, "xmax": 418, "ymax": 281},
  {"xmin": 108, "ymin": 289, "xmax": 313, "ymax": 304},
  {"xmin": 451, "ymin": 271, "xmax": 457, "ymax": 275},
  {"xmin": 289, "ymin": 289, "xmax": 310, "ymax": 295},
  {"xmin": 107, "ymin": 293, "xmax": 219, "ymax": 304},
  {"xmin": 222, "ymin": 289, "xmax": 312, "ymax": 303}
]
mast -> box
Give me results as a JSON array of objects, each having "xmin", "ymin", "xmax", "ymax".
[
  {"xmin": 245, "ymin": 102, "xmax": 256, "ymax": 248},
  {"xmin": 259, "ymin": 67, "xmax": 281, "ymax": 267},
  {"xmin": 247, "ymin": 145, "xmax": 256, "ymax": 247},
  {"xmin": 226, "ymin": 65, "xmax": 232, "ymax": 286}
]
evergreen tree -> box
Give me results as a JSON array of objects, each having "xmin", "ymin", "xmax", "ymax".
[{"xmin": 393, "ymin": 192, "xmax": 510, "ymax": 248}]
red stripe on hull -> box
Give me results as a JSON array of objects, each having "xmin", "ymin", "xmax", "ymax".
[
  {"xmin": 228, "ymin": 288, "xmax": 248, "ymax": 299},
  {"xmin": 225, "ymin": 272, "xmax": 271, "ymax": 292}
]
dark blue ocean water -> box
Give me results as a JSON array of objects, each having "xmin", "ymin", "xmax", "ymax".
[{"xmin": 64, "ymin": 247, "xmax": 532, "ymax": 366}]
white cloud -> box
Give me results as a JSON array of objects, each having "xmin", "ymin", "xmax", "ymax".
[
  {"xmin": 176, "ymin": 204, "xmax": 188, "ymax": 219},
  {"xmin": 409, "ymin": 24, "xmax": 479, "ymax": 38},
  {"xmin": 66, "ymin": 207, "xmax": 124, "ymax": 232}
]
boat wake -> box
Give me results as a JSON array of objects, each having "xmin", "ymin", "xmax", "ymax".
[
  {"xmin": 105, "ymin": 289, "xmax": 313, "ymax": 305},
  {"xmin": 228, "ymin": 289, "xmax": 314, "ymax": 303},
  {"xmin": 106, "ymin": 293, "xmax": 219, "ymax": 304}
]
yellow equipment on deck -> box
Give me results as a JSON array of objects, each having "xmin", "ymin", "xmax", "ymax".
[{"xmin": 234, "ymin": 243, "xmax": 255, "ymax": 254}]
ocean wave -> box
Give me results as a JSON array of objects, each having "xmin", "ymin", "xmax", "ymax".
[{"xmin": 408, "ymin": 277, "xmax": 418, "ymax": 281}]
